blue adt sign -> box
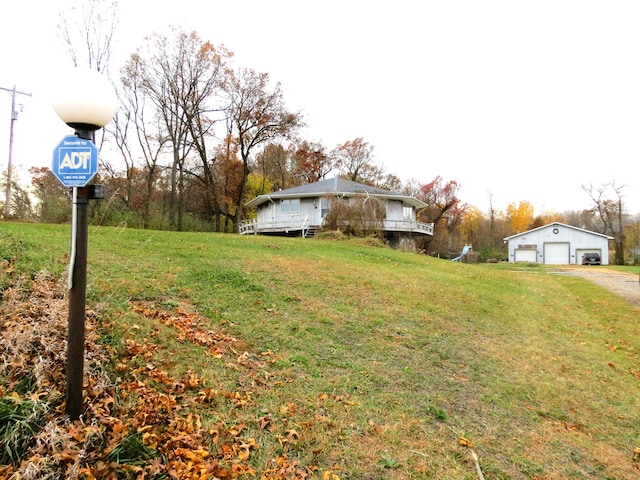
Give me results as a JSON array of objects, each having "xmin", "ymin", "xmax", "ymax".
[{"xmin": 52, "ymin": 135, "xmax": 99, "ymax": 187}]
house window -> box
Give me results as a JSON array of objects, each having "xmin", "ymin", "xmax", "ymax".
[
  {"xmin": 321, "ymin": 198, "xmax": 330, "ymax": 217},
  {"xmin": 403, "ymin": 206, "xmax": 413, "ymax": 221},
  {"xmin": 281, "ymin": 199, "xmax": 300, "ymax": 213}
]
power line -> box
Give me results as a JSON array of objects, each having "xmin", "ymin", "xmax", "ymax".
[{"xmin": 1, "ymin": 84, "xmax": 32, "ymax": 218}]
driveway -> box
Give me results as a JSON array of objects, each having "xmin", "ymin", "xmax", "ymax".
[{"xmin": 551, "ymin": 267, "xmax": 640, "ymax": 307}]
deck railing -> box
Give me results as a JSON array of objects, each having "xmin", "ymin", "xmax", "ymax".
[
  {"xmin": 238, "ymin": 218, "xmax": 257, "ymax": 235},
  {"xmin": 415, "ymin": 222, "xmax": 434, "ymax": 235},
  {"xmin": 382, "ymin": 219, "xmax": 434, "ymax": 235},
  {"xmin": 240, "ymin": 217, "xmax": 434, "ymax": 236},
  {"xmin": 239, "ymin": 215, "xmax": 309, "ymax": 235}
]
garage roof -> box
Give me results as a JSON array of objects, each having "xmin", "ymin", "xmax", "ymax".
[{"xmin": 503, "ymin": 222, "xmax": 614, "ymax": 241}]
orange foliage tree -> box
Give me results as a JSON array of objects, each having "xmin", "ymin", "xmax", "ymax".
[
  {"xmin": 506, "ymin": 200, "xmax": 534, "ymax": 235},
  {"xmin": 293, "ymin": 141, "xmax": 332, "ymax": 185},
  {"xmin": 459, "ymin": 206, "xmax": 485, "ymax": 247}
]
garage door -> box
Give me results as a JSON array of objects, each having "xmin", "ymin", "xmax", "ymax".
[
  {"xmin": 576, "ymin": 249, "xmax": 601, "ymax": 265},
  {"xmin": 514, "ymin": 249, "xmax": 537, "ymax": 262},
  {"xmin": 544, "ymin": 242, "xmax": 570, "ymax": 265}
]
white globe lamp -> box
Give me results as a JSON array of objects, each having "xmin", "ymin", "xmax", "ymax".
[{"xmin": 52, "ymin": 67, "xmax": 117, "ymax": 133}]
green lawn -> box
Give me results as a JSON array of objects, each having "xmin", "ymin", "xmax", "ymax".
[{"xmin": 1, "ymin": 222, "xmax": 639, "ymax": 479}]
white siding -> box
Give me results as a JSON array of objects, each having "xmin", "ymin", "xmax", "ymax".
[
  {"xmin": 297, "ymin": 198, "xmax": 318, "ymax": 225},
  {"xmin": 255, "ymin": 197, "xmax": 322, "ymax": 231},
  {"xmin": 386, "ymin": 200, "xmax": 404, "ymax": 221}
]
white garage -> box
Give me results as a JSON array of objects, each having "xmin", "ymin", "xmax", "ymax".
[{"xmin": 504, "ymin": 222, "xmax": 613, "ymax": 265}]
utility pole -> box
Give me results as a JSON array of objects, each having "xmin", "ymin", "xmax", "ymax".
[{"xmin": 1, "ymin": 85, "xmax": 32, "ymax": 218}]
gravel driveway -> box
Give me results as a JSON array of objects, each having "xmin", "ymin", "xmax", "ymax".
[{"xmin": 551, "ymin": 267, "xmax": 640, "ymax": 307}]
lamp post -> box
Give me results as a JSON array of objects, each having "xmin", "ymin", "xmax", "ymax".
[{"xmin": 51, "ymin": 68, "xmax": 116, "ymax": 420}]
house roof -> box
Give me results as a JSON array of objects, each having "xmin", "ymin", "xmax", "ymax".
[
  {"xmin": 503, "ymin": 222, "xmax": 614, "ymax": 241},
  {"xmin": 245, "ymin": 177, "xmax": 429, "ymax": 209}
]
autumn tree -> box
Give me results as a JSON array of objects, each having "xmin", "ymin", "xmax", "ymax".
[
  {"xmin": 331, "ymin": 137, "xmax": 379, "ymax": 184},
  {"xmin": 212, "ymin": 136, "xmax": 243, "ymax": 232},
  {"xmin": 224, "ymin": 67, "xmax": 303, "ymax": 231},
  {"xmin": 485, "ymin": 191, "xmax": 502, "ymax": 252},
  {"xmin": 459, "ymin": 206, "xmax": 485, "ymax": 249},
  {"xmin": 529, "ymin": 210, "xmax": 565, "ymax": 230},
  {"xmin": 30, "ymin": 167, "xmax": 71, "ymax": 223},
  {"xmin": 415, "ymin": 176, "xmax": 466, "ymax": 256},
  {"xmin": 245, "ymin": 172, "xmax": 275, "ymax": 210},
  {"xmin": 0, "ymin": 172, "xmax": 33, "ymax": 220},
  {"xmin": 376, "ymin": 173, "xmax": 403, "ymax": 192},
  {"xmin": 12, "ymin": 187, "xmax": 34, "ymax": 220},
  {"xmin": 506, "ymin": 200, "xmax": 534, "ymax": 235},
  {"xmin": 292, "ymin": 141, "xmax": 332, "ymax": 185},
  {"xmin": 256, "ymin": 143, "xmax": 292, "ymax": 192}
]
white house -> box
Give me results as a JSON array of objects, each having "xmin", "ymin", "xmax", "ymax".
[
  {"xmin": 504, "ymin": 222, "xmax": 614, "ymax": 265},
  {"xmin": 240, "ymin": 178, "xmax": 433, "ymax": 249}
]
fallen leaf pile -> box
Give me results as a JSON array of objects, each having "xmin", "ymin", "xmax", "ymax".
[{"xmin": 0, "ymin": 268, "xmax": 342, "ymax": 479}]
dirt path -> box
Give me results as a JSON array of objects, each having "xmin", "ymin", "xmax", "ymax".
[{"xmin": 551, "ymin": 267, "xmax": 640, "ymax": 307}]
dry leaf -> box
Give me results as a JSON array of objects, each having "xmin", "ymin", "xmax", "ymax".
[{"xmin": 458, "ymin": 437, "xmax": 473, "ymax": 448}]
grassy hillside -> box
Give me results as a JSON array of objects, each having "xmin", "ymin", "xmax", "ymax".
[{"xmin": 1, "ymin": 222, "xmax": 639, "ymax": 479}]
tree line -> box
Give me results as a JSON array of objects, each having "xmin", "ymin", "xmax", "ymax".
[
  {"xmin": 14, "ymin": 160, "xmax": 640, "ymax": 265},
  {"xmin": 1, "ymin": 0, "xmax": 638, "ymax": 264}
]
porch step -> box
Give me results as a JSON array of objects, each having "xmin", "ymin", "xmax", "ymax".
[{"xmin": 304, "ymin": 227, "xmax": 316, "ymax": 238}]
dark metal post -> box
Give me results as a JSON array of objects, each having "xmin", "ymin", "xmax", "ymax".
[
  {"xmin": 66, "ymin": 185, "xmax": 90, "ymax": 420},
  {"xmin": 65, "ymin": 129, "xmax": 94, "ymax": 420}
]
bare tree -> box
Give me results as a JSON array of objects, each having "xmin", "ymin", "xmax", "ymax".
[
  {"xmin": 131, "ymin": 29, "xmax": 228, "ymax": 230},
  {"xmin": 582, "ymin": 181, "xmax": 627, "ymax": 264},
  {"xmin": 57, "ymin": 0, "xmax": 118, "ymax": 73},
  {"xmin": 177, "ymin": 40, "xmax": 231, "ymax": 229},
  {"xmin": 402, "ymin": 178, "xmax": 424, "ymax": 198},
  {"xmin": 108, "ymin": 52, "xmax": 170, "ymax": 228},
  {"xmin": 626, "ymin": 214, "xmax": 640, "ymax": 265},
  {"xmin": 56, "ymin": 0, "xmax": 118, "ymax": 155},
  {"xmin": 224, "ymin": 68, "xmax": 303, "ymax": 231}
]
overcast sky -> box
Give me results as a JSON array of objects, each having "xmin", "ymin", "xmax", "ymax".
[{"xmin": 1, "ymin": 0, "xmax": 639, "ymax": 215}]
